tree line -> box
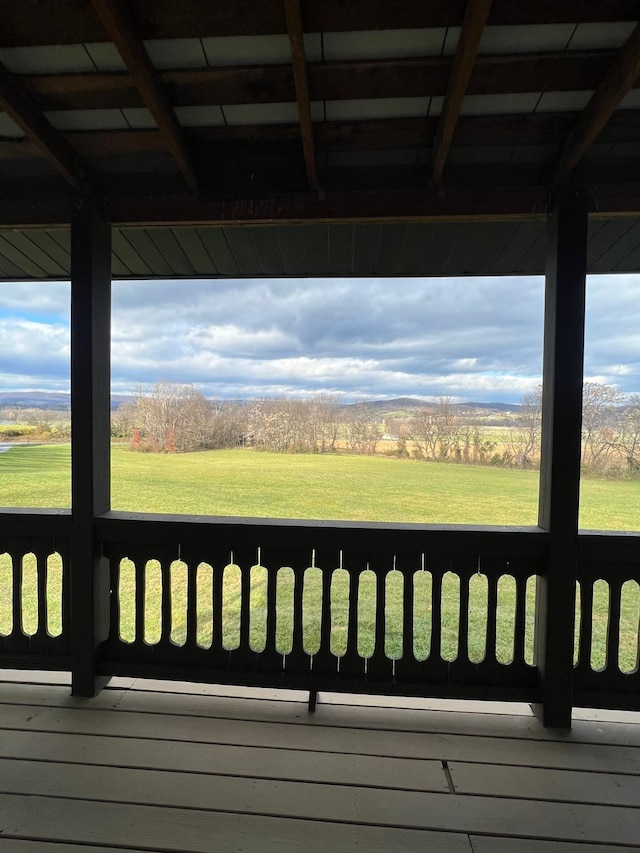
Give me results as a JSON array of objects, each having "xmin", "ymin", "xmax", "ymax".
[{"xmin": 117, "ymin": 380, "xmax": 640, "ymax": 478}]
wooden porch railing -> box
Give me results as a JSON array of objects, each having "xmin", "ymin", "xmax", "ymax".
[
  {"xmin": 2, "ymin": 511, "xmax": 638, "ymax": 712},
  {"xmin": 0, "ymin": 511, "xmax": 71, "ymax": 669}
]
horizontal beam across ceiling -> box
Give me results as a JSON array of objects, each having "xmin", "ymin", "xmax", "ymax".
[
  {"xmin": 2, "ymin": 182, "xmax": 640, "ymax": 229},
  {"xmin": 0, "ymin": 0, "xmax": 636, "ymax": 45},
  {"xmin": 17, "ymin": 52, "xmax": 617, "ymax": 112},
  {"xmin": 3, "ymin": 111, "xmax": 640, "ymax": 162}
]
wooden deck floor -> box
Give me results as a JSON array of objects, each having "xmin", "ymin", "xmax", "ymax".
[{"xmin": 0, "ymin": 672, "xmax": 639, "ymax": 852}]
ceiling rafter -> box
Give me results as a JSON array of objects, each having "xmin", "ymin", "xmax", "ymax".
[
  {"xmin": 16, "ymin": 51, "xmax": 619, "ymax": 112},
  {"xmin": 554, "ymin": 22, "xmax": 640, "ymax": 184},
  {"xmin": 91, "ymin": 0, "xmax": 200, "ymax": 195},
  {"xmin": 283, "ymin": 0, "xmax": 318, "ymax": 189},
  {"xmin": 0, "ymin": 62, "xmax": 88, "ymax": 193},
  {"xmin": 0, "ymin": 0, "xmax": 637, "ymax": 45},
  {"xmin": 432, "ymin": 0, "xmax": 493, "ymax": 187},
  {"xmin": 4, "ymin": 109, "xmax": 640, "ymax": 164}
]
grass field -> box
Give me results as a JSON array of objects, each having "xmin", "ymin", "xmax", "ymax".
[
  {"xmin": 1, "ymin": 442, "xmax": 640, "ymax": 528},
  {"xmin": 1, "ymin": 443, "xmax": 639, "ymax": 671}
]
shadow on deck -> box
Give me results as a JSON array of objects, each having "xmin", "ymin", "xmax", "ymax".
[{"xmin": 0, "ymin": 671, "xmax": 639, "ymax": 851}]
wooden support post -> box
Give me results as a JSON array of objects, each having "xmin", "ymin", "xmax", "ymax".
[
  {"xmin": 308, "ymin": 689, "xmax": 318, "ymax": 713},
  {"xmin": 70, "ymin": 199, "xmax": 112, "ymax": 697},
  {"xmin": 534, "ymin": 187, "xmax": 588, "ymax": 728}
]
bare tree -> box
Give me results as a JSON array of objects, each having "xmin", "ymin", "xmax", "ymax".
[
  {"xmin": 611, "ymin": 394, "xmax": 640, "ymax": 475},
  {"xmin": 581, "ymin": 382, "xmax": 623, "ymax": 472},
  {"xmin": 504, "ymin": 386, "xmax": 542, "ymax": 468},
  {"xmin": 128, "ymin": 381, "xmax": 212, "ymax": 452},
  {"xmin": 344, "ymin": 405, "xmax": 382, "ymax": 455}
]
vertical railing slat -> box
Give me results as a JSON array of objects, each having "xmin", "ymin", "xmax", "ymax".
[
  {"xmin": 340, "ymin": 567, "xmax": 364, "ymax": 677},
  {"xmin": 312, "ymin": 554, "xmax": 337, "ymax": 677},
  {"xmin": 606, "ymin": 579, "xmax": 621, "ymax": 674},
  {"xmin": 134, "ymin": 559, "xmax": 145, "ymax": 646},
  {"xmin": 578, "ymin": 580, "xmax": 593, "ymax": 671},
  {"xmin": 160, "ymin": 558, "xmax": 172, "ymax": 646},
  {"xmin": 486, "ymin": 573, "xmax": 498, "ymax": 663},
  {"xmin": 186, "ymin": 560, "xmax": 198, "ymax": 648},
  {"xmin": 458, "ymin": 571, "xmax": 470, "ymax": 664},
  {"xmin": 513, "ymin": 574, "xmax": 527, "ymax": 665}
]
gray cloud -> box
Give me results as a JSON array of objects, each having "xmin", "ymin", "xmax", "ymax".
[{"xmin": 1, "ymin": 274, "xmax": 638, "ymax": 402}]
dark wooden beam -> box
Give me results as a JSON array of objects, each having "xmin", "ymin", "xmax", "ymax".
[
  {"xmin": 0, "ymin": 62, "xmax": 88, "ymax": 193},
  {"xmin": 17, "ymin": 51, "xmax": 617, "ymax": 112},
  {"xmin": 534, "ymin": 187, "xmax": 588, "ymax": 727},
  {"xmin": 91, "ymin": 0, "xmax": 200, "ymax": 194},
  {"xmin": 554, "ymin": 24, "xmax": 640, "ymax": 183},
  {"xmin": 0, "ymin": 0, "xmax": 636, "ymax": 45},
  {"xmin": 70, "ymin": 198, "xmax": 112, "ymax": 697},
  {"xmin": 283, "ymin": 0, "xmax": 318, "ymax": 189},
  {"xmin": 5, "ymin": 179, "xmax": 640, "ymax": 229},
  {"xmin": 5, "ymin": 110, "xmax": 640, "ymax": 163},
  {"xmin": 432, "ymin": 0, "xmax": 493, "ymax": 187}
]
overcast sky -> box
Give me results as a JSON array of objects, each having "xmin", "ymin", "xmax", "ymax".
[{"xmin": 0, "ymin": 274, "xmax": 638, "ymax": 403}]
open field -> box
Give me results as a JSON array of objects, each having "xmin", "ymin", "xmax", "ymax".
[
  {"xmin": 1, "ymin": 443, "xmax": 640, "ymax": 529},
  {"xmin": 1, "ymin": 444, "xmax": 639, "ymax": 670}
]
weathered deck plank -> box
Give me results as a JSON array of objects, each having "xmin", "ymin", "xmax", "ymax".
[
  {"xmin": 1, "ymin": 760, "xmax": 639, "ymax": 844},
  {"xmin": 0, "ymin": 675, "xmax": 638, "ymax": 852},
  {"xmin": 0, "ymin": 730, "xmax": 449, "ymax": 792},
  {"xmin": 451, "ymin": 761, "xmax": 640, "ymax": 805},
  {"xmin": 3, "ymin": 681, "xmax": 639, "ymax": 746},
  {"xmin": 1, "ymin": 699, "xmax": 639, "ymax": 773},
  {"xmin": 0, "ymin": 795, "xmax": 474, "ymax": 853}
]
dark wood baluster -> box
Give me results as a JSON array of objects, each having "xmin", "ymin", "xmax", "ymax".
[
  {"xmin": 513, "ymin": 574, "xmax": 527, "ymax": 665},
  {"xmin": 134, "ymin": 558, "xmax": 145, "ymax": 648},
  {"xmin": 108, "ymin": 552, "xmax": 120, "ymax": 643},
  {"xmin": 7, "ymin": 550, "xmax": 28, "ymax": 654},
  {"xmin": 368, "ymin": 565, "xmax": 392, "ymax": 681},
  {"xmin": 458, "ymin": 570, "xmax": 470, "ymax": 664},
  {"xmin": 12, "ymin": 551, "xmax": 22, "ymax": 639},
  {"xmin": 486, "ymin": 573, "xmax": 498, "ymax": 663},
  {"xmin": 258, "ymin": 548, "xmax": 295, "ymax": 672},
  {"xmin": 35, "ymin": 549, "xmax": 47, "ymax": 640},
  {"xmin": 212, "ymin": 561, "xmax": 229, "ymax": 667},
  {"xmin": 431, "ymin": 570, "xmax": 443, "ymax": 661},
  {"xmin": 259, "ymin": 561, "xmax": 281, "ymax": 671},
  {"xmin": 395, "ymin": 560, "xmax": 421, "ymax": 682},
  {"xmin": 578, "ymin": 580, "xmax": 593, "ymax": 672},
  {"xmin": 185, "ymin": 560, "xmax": 198, "ymax": 648},
  {"xmin": 59, "ymin": 541, "xmax": 72, "ymax": 652},
  {"xmin": 341, "ymin": 567, "xmax": 365, "ymax": 678},
  {"xmin": 229, "ymin": 549, "xmax": 256, "ymax": 671},
  {"xmin": 312, "ymin": 554, "xmax": 338, "ymax": 678},
  {"xmin": 605, "ymin": 577, "xmax": 620, "ymax": 674},
  {"xmin": 160, "ymin": 558, "xmax": 172, "ymax": 647},
  {"xmin": 285, "ymin": 564, "xmax": 311, "ymax": 676}
]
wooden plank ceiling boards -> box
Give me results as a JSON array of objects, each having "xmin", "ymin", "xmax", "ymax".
[
  {"xmin": 0, "ymin": 0, "xmax": 638, "ymax": 275},
  {"xmin": 0, "ymin": 219, "xmax": 639, "ymax": 280}
]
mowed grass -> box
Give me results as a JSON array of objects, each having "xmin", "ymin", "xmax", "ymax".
[
  {"xmin": 1, "ymin": 444, "xmax": 639, "ymax": 671},
  {"xmin": 1, "ymin": 442, "xmax": 640, "ymax": 529}
]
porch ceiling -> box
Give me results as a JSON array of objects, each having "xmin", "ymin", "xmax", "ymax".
[
  {"xmin": 2, "ymin": 218, "xmax": 640, "ymax": 280},
  {"xmin": 0, "ymin": 1, "xmax": 639, "ymax": 276}
]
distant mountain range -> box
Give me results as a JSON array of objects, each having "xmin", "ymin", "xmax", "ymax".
[
  {"xmin": 0, "ymin": 391, "xmax": 130, "ymax": 411},
  {"xmin": 0, "ymin": 391, "xmax": 522, "ymax": 415}
]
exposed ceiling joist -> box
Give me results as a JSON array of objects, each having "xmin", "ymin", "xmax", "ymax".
[
  {"xmin": 432, "ymin": 0, "xmax": 493, "ymax": 187},
  {"xmin": 4, "ymin": 109, "xmax": 640, "ymax": 164},
  {"xmin": 554, "ymin": 22, "xmax": 640, "ymax": 184},
  {"xmin": 283, "ymin": 0, "xmax": 318, "ymax": 189},
  {"xmin": 0, "ymin": 0, "xmax": 636, "ymax": 45},
  {"xmin": 0, "ymin": 62, "xmax": 88, "ymax": 193},
  {"xmin": 91, "ymin": 0, "xmax": 200, "ymax": 195},
  {"xmin": 16, "ymin": 51, "xmax": 618, "ymax": 112}
]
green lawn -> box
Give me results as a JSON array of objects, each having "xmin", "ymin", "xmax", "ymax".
[
  {"xmin": 1, "ymin": 443, "xmax": 639, "ymax": 671},
  {"xmin": 2, "ymin": 442, "xmax": 640, "ymax": 529}
]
